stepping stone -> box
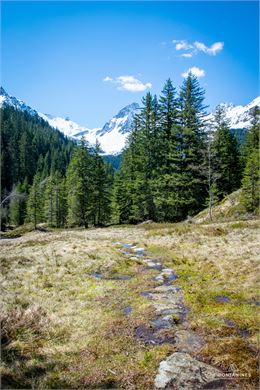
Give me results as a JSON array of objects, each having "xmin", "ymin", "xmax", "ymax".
[
  {"xmin": 134, "ymin": 247, "xmax": 145, "ymax": 252},
  {"xmin": 161, "ymin": 268, "xmax": 174, "ymax": 274},
  {"xmin": 154, "ymin": 286, "xmax": 181, "ymax": 293},
  {"xmin": 155, "ymin": 275, "xmax": 165, "ymax": 283},
  {"xmin": 154, "ymin": 352, "xmax": 225, "ymax": 389},
  {"xmin": 146, "ymin": 293, "xmax": 172, "ymax": 302},
  {"xmin": 151, "ymin": 315, "xmax": 174, "ymax": 330},
  {"xmin": 174, "ymin": 330, "xmax": 203, "ymax": 353}
]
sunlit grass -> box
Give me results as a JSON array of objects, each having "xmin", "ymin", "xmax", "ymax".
[{"xmin": 1, "ymin": 219, "xmax": 259, "ymax": 388}]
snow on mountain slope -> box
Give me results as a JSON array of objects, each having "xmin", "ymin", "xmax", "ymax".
[
  {"xmin": 1, "ymin": 86, "xmax": 259, "ymax": 155},
  {"xmin": 41, "ymin": 102, "xmax": 140, "ymax": 154},
  {"xmin": 39, "ymin": 113, "xmax": 92, "ymax": 138},
  {"xmin": 205, "ymin": 96, "xmax": 260, "ymax": 129},
  {"xmin": 92, "ymin": 103, "xmax": 140, "ymax": 154},
  {"xmin": 0, "ymin": 87, "xmax": 39, "ymax": 117}
]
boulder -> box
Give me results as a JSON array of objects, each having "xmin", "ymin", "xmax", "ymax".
[{"xmin": 155, "ymin": 352, "xmax": 224, "ymax": 389}]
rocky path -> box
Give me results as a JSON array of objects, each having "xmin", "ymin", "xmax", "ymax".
[{"xmin": 116, "ymin": 242, "xmax": 228, "ymax": 390}]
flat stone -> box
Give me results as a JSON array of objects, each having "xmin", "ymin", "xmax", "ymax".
[
  {"xmin": 154, "ymin": 302, "xmax": 183, "ymax": 313},
  {"xmin": 162, "ymin": 268, "xmax": 174, "ymax": 274},
  {"xmin": 155, "ymin": 275, "xmax": 165, "ymax": 283},
  {"xmin": 154, "ymin": 286, "xmax": 181, "ymax": 294},
  {"xmin": 154, "ymin": 352, "xmax": 224, "ymax": 389},
  {"xmin": 151, "ymin": 315, "xmax": 174, "ymax": 330},
  {"xmin": 174, "ymin": 330, "xmax": 203, "ymax": 353},
  {"xmin": 147, "ymin": 293, "xmax": 172, "ymax": 302},
  {"xmin": 133, "ymin": 247, "xmax": 145, "ymax": 252}
]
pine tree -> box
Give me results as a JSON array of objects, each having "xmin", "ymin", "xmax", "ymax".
[
  {"xmin": 240, "ymin": 106, "xmax": 260, "ymax": 212},
  {"xmin": 91, "ymin": 142, "xmax": 112, "ymax": 226},
  {"xmin": 212, "ymin": 105, "xmax": 241, "ymax": 199},
  {"xmin": 176, "ymin": 72, "xmax": 207, "ymax": 217},
  {"xmin": 26, "ymin": 173, "xmax": 46, "ymax": 229},
  {"xmin": 66, "ymin": 140, "xmax": 93, "ymax": 227},
  {"xmin": 44, "ymin": 172, "xmax": 67, "ymax": 227},
  {"xmin": 241, "ymin": 149, "xmax": 259, "ymax": 212},
  {"xmin": 9, "ymin": 180, "xmax": 28, "ymax": 226}
]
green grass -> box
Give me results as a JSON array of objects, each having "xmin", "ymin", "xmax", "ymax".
[{"xmin": 1, "ymin": 221, "xmax": 259, "ymax": 389}]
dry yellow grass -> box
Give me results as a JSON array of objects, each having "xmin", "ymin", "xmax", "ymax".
[{"xmin": 1, "ymin": 220, "xmax": 259, "ymax": 389}]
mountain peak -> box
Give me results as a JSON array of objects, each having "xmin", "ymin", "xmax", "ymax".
[
  {"xmin": 1, "ymin": 86, "xmax": 259, "ymax": 155},
  {"xmin": 116, "ymin": 102, "xmax": 140, "ymax": 117},
  {"xmin": 0, "ymin": 87, "xmax": 8, "ymax": 97},
  {"xmin": 0, "ymin": 87, "xmax": 39, "ymax": 117}
]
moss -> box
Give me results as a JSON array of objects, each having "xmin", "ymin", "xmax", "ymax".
[{"xmin": 1, "ymin": 222, "xmax": 258, "ymax": 389}]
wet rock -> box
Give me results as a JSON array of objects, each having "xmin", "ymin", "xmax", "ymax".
[
  {"xmin": 154, "ymin": 352, "xmax": 224, "ymax": 389},
  {"xmin": 155, "ymin": 275, "xmax": 165, "ymax": 283},
  {"xmin": 144, "ymin": 260, "xmax": 162, "ymax": 270},
  {"xmin": 121, "ymin": 243, "xmax": 135, "ymax": 249},
  {"xmin": 154, "ymin": 286, "xmax": 181, "ymax": 294},
  {"xmin": 145, "ymin": 292, "xmax": 172, "ymax": 302},
  {"xmin": 214, "ymin": 295, "xmax": 230, "ymax": 303},
  {"xmin": 135, "ymin": 325, "xmax": 175, "ymax": 345},
  {"xmin": 162, "ymin": 268, "xmax": 174, "ymax": 274},
  {"xmin": 133, "ymin": 247, "xmax": 145, "ymax": 253},
  {"xmin": 155, "ymin": 270, "xmax": 178, "ymax": 284},
  {"xmin": 129, "ymin": 256, "xmax": 141, "ymax": 262},
  {"xmin": 151, "ymin": 315, "xmax": 175, "ymax": 330},
  {"xmin": 123, "ymin": 306, "xmax": 132, "ymax": 316},
  {"xmin": 174, "ymin": 330, "xmax": 203, "ymax": 353}
]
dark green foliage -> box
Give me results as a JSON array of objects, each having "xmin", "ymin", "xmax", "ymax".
[
  {"xmin": 241, "ymin": 149, "xmax": 259, "ymax": 212},
  {"xmin": 66, "ymin": 140, "xmax": 94, "ymax": 227},
  {"xmin": 44, "ymin": 172, "xmax": 67, "ymax": 228},
  {"xmin": 1, "ymin": 78, "xmax": 251, "ymax": 228},
  {"xmin": 66, "ymin": 140, "xmax": 113, "ymax": 227},
  {"xmin": 0, "ymin": 106, "xmax": 75, "ymax": 193},
  {"xmin": 9, "ymin": 180, "xmax": 28, "ymax": 226},
  {"xmin": 91, "ymin": 142, "xmax": 112, "ymax": 226},
  {"xmin": 103, "ymin": 154, "xmax": 122, "ymax": 170},
  {"xmin": 241, "ymin": 107, "xmax": 260, "ymax": 212},
  {"xmin": 26, "ymin": 173, "xmax": 46, "ymax": 229},
  {"xmin": 115, "ymin": 74, "xmax": 244, "ymax": 224},
  {"xmin": 211, "ymin": 106, "xmax": 241, "ymax": 199}
]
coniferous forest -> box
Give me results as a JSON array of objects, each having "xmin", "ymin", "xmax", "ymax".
[{"xmin": 1, "ymin": 74, "xmax": 259, "ymax": 229}]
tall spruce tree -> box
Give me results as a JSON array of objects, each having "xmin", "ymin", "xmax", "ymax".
[
  {"xmin": 91, "ymin": 142, "xmax": 112, "ymax": 226},
  {"xmin": 66, "ymin": 140, "xmax": 93, "ymax": 227},
  {"xmin": 9, "ymin": 180, "xmax": 28, "ymax": 226},
  {"xmin": 176, "ymin": 72, "xmax": 207, "ymax": 217},
  {"xmin": 44, "ymin": 172, "xmax": 67, "ymax": 227},
  {"xmin": 240, "ymin": 106, "xmax": 260, "ymax": 212},
  {"xmin": 26, "ymin": 173, "xmax": 46, "ymax": 229},
  {"xmin": 212, "ymin": 105, "xmax": 241, "ymax": 199}
]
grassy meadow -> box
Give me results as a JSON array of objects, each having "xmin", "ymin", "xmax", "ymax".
[{"xmin": 1, "ymin": 219, "xmax": 259, "ymax": 389}]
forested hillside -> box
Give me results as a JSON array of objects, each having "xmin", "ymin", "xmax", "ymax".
[
  {"xmin": 1, "ymin": 74, "xmax": 259, "ymax": 230},
  {"xmin": 114, "ymin": 75, "xmax": 259, "ymax": 223}
]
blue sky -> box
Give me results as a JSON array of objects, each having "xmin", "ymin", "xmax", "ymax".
[{"xmin": 1, "ymin": 1, "xmax": 259, "ymax": 128}]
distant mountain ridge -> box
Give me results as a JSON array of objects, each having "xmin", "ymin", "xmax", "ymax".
[{"xmin": 1, "ymin": 87, "xmax": 259, "ymax": 155}]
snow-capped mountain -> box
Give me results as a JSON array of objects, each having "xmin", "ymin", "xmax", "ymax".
[
  {"xmin": 1, "ymin": 86, "xmax": 259, "ymax": 155},
  {"xmin": 39, "ymin": 113, "xmax": 92, "ymax": 139},
  {"xmin": 92, "ymin": 103, "xmax": 140, "ymax": 154},
  {"xmin": 0, "ymin": 87, "xmax": 39, "ymax": 117},
  {"xmin": 205, "ymin": 97, "xmax": 260, "ymax": 129}
]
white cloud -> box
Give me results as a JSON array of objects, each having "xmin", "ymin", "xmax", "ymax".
[
  {"xmin": 174, "ymin": 40, "xmax": 193, "ymax": 51},
  {"xmin": 103, "ymin": 76, "xmax": 113, "ymax": 82},
  {"xmin": 173, "ymin": 39, "xmax": 224, "ymax": 57},
  {"xmin": 194, "ymin": 41, "xmax": 224, "ymax": 55},
  {"xmin": 181, "ymin": 53, "xmax": 193, "ymax": 58},
  {"xmin": 182, "ymin": 67, "xmax": 205, "ymax": 78},
  {"xmin": 103, "ymin": 75, "xmax": 152, "ymax": 92}
]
